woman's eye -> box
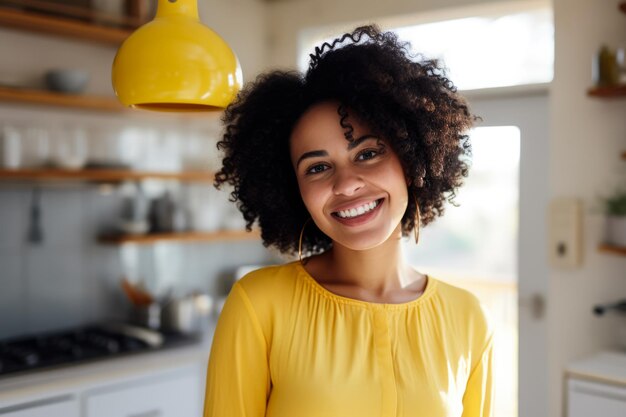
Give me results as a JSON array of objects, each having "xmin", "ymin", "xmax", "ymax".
[
  {"xmin": 357, "ymin": 149, "xmax": 381, "ymax": 161},
  {"xmin": 306, "ymin": 164, "xmax": 329, "ymax": 175}
]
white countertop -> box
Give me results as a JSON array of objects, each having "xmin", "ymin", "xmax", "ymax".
[
  {"xmin": 0, "ymin": 333, "xmax": 214, "ymax": 407},
  {"xmin": 566, "ymin": 350, "xmax": 626, "ymax": 386}
]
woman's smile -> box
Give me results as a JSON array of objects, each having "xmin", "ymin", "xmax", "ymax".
[
  {"xmin": 331, "ymin": 198, "xmax": 384, "ymax": 225},
  {"xmin": 332, "ymin": 198, "xmax": 382, "ymax": 219}
]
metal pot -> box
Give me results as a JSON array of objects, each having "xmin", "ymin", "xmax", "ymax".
[
  {"xmin": 160, "ymin": 293, "xmax": 213, "ymax": 334},
  {"xmin": 132, "ymin": 302, "xmax": 162, "ymax": 330}
]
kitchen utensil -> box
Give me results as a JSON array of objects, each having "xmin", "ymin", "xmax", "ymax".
[
  {"xmin": 121, "ymin": 277, "xmax": 154, "ymax": 306},
  {"xmin": 149, "ymin": 191, "xmax": 177, "ymax": 232},
  {"xmin": 0, "ymin": 125, "xmax": 21, "ymax": 169},
  {"xmin": 27, "ymin": 187, "xmax": 43, "ymax": 244},
  {"xmin": 49, "ymin": 126, "xmax": 87, "ymax": 169},
  {"xmin": 118, "ymin": 184, "xmax": 150, "ymax": 235},
  {"xmin": 593, "ymin": 45, "xmax": 620, "ymax": 87},
  {"xmin": 21, "ymin": 126, "xmax": 49, "ymax": 168},
  {"xmin": 44, "ymin": 69, "xmax": 89, "ymax": 94},
  {"xmin": 132, "ymin": 302, "xmax": 162, "ymax": 330},
  {"xmin": 101, "ymin": 322, "xmax": 164, "ymax": 348},
  {"xmin": 161, "ymin": 293, "xmax": 213, "ymax": 334}
]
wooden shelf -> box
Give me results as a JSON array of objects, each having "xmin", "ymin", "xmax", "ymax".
[
  {"xmin": 587, "ymin": 84, "xmax": 626, "ymax": 98},
  {"xmin": 0, "ymin": 6, "xmax": 133, "ymax": 45},
  {"xmin": 98, "ymin": 230, "xmax": 260, "ymax": 245},
  {"xmin": 0, "ymin": 86, "xmax": 124, "ymax": 112},
  {"xmin": 0, "ymin": 169, "xmax": 215, "ymax": 183},
  {"xmin": 598, "ymin": 243, "xmax": 626, "ymax": 256},
  {"xmin": 0, "ymin": 86, "xmax": 222, "ymax": 119}
]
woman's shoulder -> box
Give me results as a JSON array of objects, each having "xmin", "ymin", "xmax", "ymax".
[
  {"xmin": 236, "ymin": 261, "xmax": 301, "ymax": 299},
  {"xmin": 429, "ymin": 278, "xmax": 494, "ymax": 337},
  {"xmin": 431, "ymin": 278, "xmax": 481, "ymax": 307}
]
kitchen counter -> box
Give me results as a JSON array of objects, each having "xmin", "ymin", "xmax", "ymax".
[
  {"xmin": 0, "ymin": 330, "xmax": 214, "ymax": 408},
  {"xmin": 566, "ymin": 350, "xmax": 626, "ymax": 386}
]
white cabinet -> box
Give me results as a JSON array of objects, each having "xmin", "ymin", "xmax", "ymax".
[
  {"xmin": 85, "ymin": 369, "xmax": 201, "ymax": 417},
  {"xmin": 0, "ymin": 346, "xmax": 208, "ymax": 417},
  {"xmin": 568, "ymin": 378, "xmax": 626, "ymax": 417},
  {"xmin": 0, "ymin": 395, "xmax": 79, "ymax": 417}
]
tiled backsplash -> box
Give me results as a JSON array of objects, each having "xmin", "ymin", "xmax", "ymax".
[{"xmin": 0, "ymin": 184, "xmax": 276, "ymax": 340}]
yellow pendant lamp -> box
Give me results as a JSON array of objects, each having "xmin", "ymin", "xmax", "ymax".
[{"xmin": 112, "ymin": 0, "xmax": 242, "ymax": 112}]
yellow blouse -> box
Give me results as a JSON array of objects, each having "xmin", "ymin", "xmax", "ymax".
[{"xmin": 204, "ymin": 261, "xmax": 494, "ymax": 417}]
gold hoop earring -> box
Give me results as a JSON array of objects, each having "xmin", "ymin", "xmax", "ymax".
[
  {"xmin": 298, "ymin": 218, "xmax": 312, "ymax": 263},
  {"xmin": 413, "ymin": 197, "xmax": 421, "ymax": 245}
]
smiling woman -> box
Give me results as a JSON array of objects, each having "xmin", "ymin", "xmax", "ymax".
[
  {"xmin": 204, "ymin": 25, "xmax": 492, "ymax": 417},
  {"xmin": 289, "ymin": 101, "xmax": 409, "ymax": 252}
]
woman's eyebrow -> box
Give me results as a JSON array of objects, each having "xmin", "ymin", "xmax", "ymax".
[
  {"xmin": 296, "ymin": 150, "xmax": 328, "ymax": 168},
  {"xmin": 348, "ymin": 134, "xmax": 380, "ymax": 150}
]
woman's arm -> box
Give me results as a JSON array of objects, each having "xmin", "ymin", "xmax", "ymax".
[
  {"xmin": 461, "ymin": 335, "xmax": 494, "ymax": 417},
  {"xmin": 203, "ymin": 282, "xmax": 270, "ymax": 417}
]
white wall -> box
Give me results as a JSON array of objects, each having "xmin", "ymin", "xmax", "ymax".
[
  {"xmin": 548, "ymin": 0, "xmax": 626, "ymax": 416},
  {"xmin": 199, "ymin": 0, "xmax": 269, "ymax": 81}
]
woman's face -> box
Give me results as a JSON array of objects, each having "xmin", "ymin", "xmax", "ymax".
[{"xmin": 289, "ymin": 101, "xmax": 408, "ymax": 251}]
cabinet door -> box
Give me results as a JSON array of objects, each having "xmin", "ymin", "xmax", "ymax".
[
  {"xmin": 568, "ymin": 378, "xmax": 626, "ymax": 417},
  {"xmin": 0, "ymin": 396, "xmax": 79, "ymax": 417},
  {"xmin": 85, "ymin": 370, "xmax": 201, "ymax": 417}
]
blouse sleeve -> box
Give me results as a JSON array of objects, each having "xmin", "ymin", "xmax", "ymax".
[
  {"xmin": 203, "ymin": 282, "xmax": 270, "ymax": 417},
  {"xmin": 461, "ymin": 335, "xmax": 494, "ymax": 417}
]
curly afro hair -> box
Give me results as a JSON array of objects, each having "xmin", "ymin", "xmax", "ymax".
[{"xmin": 214, "ymin": 24, "xmax": 475, "ymax": 256}]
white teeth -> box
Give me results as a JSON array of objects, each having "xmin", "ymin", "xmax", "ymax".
[{"xmin": 335, "ymin": 200, "xmax": 379, "ymax": 219}]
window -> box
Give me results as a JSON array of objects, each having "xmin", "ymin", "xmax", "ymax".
[{"xmin": 298, "ymin": 1, "xmax": 553, "ymax": 90}]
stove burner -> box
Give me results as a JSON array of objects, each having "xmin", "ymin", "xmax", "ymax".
[{"xmin": 0, "ymin": 324, "xmax": 196, "ymax": 378}]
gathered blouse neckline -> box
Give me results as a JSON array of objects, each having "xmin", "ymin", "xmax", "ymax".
[{"xmin": 293, "ymin": 261, "xmax": 437, "ymax": 310}]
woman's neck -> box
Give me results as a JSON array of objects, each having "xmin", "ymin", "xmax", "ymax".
[{"xmin": 308, "ymin": 226, "xmax": 422, "ymax": 297}]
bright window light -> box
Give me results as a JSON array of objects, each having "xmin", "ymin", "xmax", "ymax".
[
  {"xmin": 392, "ymin": 9, "xmax": 553, "ymax": 90},
  {"xmin": 298, "ymin": 3, "xmax": 553, "ymax": 90}
]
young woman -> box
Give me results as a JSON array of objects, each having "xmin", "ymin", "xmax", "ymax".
[{"xmin": 204, "ymin": 25, "xmax": 493, "ymax": 417}]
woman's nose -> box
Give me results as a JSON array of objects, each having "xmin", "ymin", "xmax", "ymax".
[{"xmin": 332, "ymin": 168, "xmax": 364, "ymax": 196}]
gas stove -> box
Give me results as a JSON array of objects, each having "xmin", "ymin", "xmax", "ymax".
[{"xmin": 0, "ymin": 322, "xmax": 199, "ymax": 378}]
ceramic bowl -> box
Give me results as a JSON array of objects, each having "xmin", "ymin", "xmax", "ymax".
[{"xmin": 44, "ymin": 69, "xmax": 90, "ymax": 94}]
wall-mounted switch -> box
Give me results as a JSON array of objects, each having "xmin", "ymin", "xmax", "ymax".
[{"xmin": 549, "ymin": 198, "xmax": 583, "ymax": 268}]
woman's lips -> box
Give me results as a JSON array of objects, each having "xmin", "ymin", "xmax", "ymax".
[{"xmin": 331, "ymin": 198, "xmax": 384, "ymax": 226}]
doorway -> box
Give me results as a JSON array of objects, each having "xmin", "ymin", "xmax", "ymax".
[
  {"xmin": 466, "ymin": 91, "xmax": 550, "ymax": 417},
  {"xmin": 405, "ymin": 90, "xmax": 550, "ymax": 417}
]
